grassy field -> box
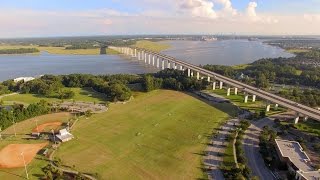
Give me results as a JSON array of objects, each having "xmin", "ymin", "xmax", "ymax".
[
  {"xmin": 0, "ymin": 45, "xmax": 120, "ymax": 55},
  {"xmin": 232, "ymin": 64, "xmax": 251, "ymax": 70},
  {"xmin": 204, "ymin": 88, "xmax": 285, "ymax": 116},
  {"xmin": 0, "ymin": 112, "xmax": 72, "ymax": 180},
  {"xmin": 1, "ymin": 87, "xmax": 108, "ymax": 105},
  {"xmin": 54, "ymin": 90, "xmax": 233, "ymax": 179},
  {"xmin": 293, "ymin": 120, "xmax": 320, "ymax": 136},
  {"xmin": 286, "ymin": 49, "xmax": 311, "ymax": 54},
  {"xmin": 222, "ymin": 137, "xmax": 235, "ymax": 170},
  {"xmin": 133, "ymin": 40, "xmax": 171, "ymax": 52}
]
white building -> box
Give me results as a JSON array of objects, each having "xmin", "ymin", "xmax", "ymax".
[
  {"xmin": 56, "ymin": 129, "xmax": 74, "ymax": 142},
  {"xmin": 275, "ymin": 139, "xmax": 320, "ymax": 180},
  {"xmin": 13, "ymin": 77, "xmax": 35, "ymax": 83}
]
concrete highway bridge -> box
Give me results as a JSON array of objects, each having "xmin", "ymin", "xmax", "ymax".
[{"xmin": 109, "ymin": 46, "xmax": 320, "ymax": 123}]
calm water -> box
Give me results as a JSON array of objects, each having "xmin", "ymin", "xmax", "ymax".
[
  {"xmin": 162, "ymin": 40, "xmax": 294, "ymax": 65},
  {"xmin": 0, "ymin": 52, "xmax": 156, "ymax": 81},
  {"xmin": 0, "ymin": 40, "xmax": 294, "ymax": 81}
]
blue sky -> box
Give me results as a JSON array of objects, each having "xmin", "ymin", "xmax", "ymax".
[
  {"xmin": 2, "ymin": 0, "xmax": 319, "ymax": 13},
  {"xmin": 0, "ymin": 0, "xmax": 319, "ymax": 37}
]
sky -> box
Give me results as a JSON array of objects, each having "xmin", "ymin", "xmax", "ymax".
[{"xmin": 1, "ymin": 0, "xmax": 320, "ymax": 38}]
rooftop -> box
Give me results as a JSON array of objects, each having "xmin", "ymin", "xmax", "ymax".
[{"xmin": 275, "ymin": 139, "xmax": 320, "ymax": 180}]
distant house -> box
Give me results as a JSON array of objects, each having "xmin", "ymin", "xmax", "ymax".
[
  {"xmin": 56, "ymin": 129, "xmax": 74, "ymax": 142},
  {"xmin": 14, "ymin": 77, "xmax": 35, "ymax": 83},
  {"xmin": 275, "ymin": 139, "xmax": 320, "ymax": 180}
]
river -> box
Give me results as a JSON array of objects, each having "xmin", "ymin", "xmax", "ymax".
[
  {"xmin": 0, "ymin": 40, "xmax": 294, "ymax": 81},
  {"xmin": 161, "ymin": 40, "xmax": 294, "ymax": 65}
]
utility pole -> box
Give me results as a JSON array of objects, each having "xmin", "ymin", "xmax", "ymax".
[
  {"xmin": 21, "ymin": 152, "xmax": 29, "ymax": 179},
  {"xmin": 0, "ymin": 127, "xmax": 2, "ymax": 140},
  {"xmin": 12, "ymin": 120, "xmax": 17, "ymax": 137},
  {"xmin": 51, "ymin": 129, "xmax": 56, "ymax": 145},
  {"xmin": 35, "ymin": 119, "xmax": 39, "ymax": 134}
]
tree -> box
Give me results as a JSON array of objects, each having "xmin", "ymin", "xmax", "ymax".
[{"xmin": 255, "ymin": 73, "xmax": 269, "ymax": 88}]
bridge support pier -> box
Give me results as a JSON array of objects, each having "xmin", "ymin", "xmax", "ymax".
[
  {"xmin": 179, "ymin": 65, "xmax": 183, "ymax": 71},
  {"xmin": 173, "ymin": 63, "xmax": 177, "ymax": 70},
  {"xmin": 196, "ymin": 72, "xmax": 200, "ymax": 80},
  {"xmin": 161, "ymin": 60, "xmax": 165, "ymax": 70},
  {"xmin": 191, "ymin": 71, "xmax": 194, "ymax": 77},
  {"xmin": 244, "ymin": 95, "xmax": 249, "ymax": 103},
  {"xmin": 134, "ymin": 49, "xmax": 137, "ymax": 57},
  {"xmin": 274, "ymin": 104, "xmax": 279, "ymax": 110},
  {"xmin": 144, "ymin": 53, "xmax": 147, "ymax": 62},
  {"xmin": 234, "ymin": 88, "xmax": 238, "ymax": 95},
  {"xmin": 227, "ymin": 88, "xmax": 231, "ymax": 96},
  {"xmin": 212, "ymin": 82, "xmax": 216, "ymax": 90},
  {"xmin": 152, "ymin": 56, "xmax": 155, "ymax": 66},
  {"xmin": 219, "ymin": 82, "xmax": 223, "ymax": 89},
  {"xmin": 252, "ymin": 95, "xmax": 256, "ymax": 102},
  {"xmin": 148, "ymin": 54, "xmax": 151, "ymax": 65},
  {"xmin": 167, "ymin": 61, "xmax": 171, "ymax": 69},
  {"xmin": 187, "ymin": 69, "xmax": 191, "ymax": 77},
  {"xmin": 207, "ymin": 76, "xmax": 211, "ymax": 82},
  {"xmin": 138, "ymin": 52, "xmax": 141, "ymax": 60},
  {"xmin": 156, "ymin": 58, "xmax": 160, "ymax": 68},
  {"xmin": 303, "ymin": 116, "xmax": 309, "ymax": 122},
  {"xmin": 266, "ymin": 104, "xmax": 271, "ymax": 112},
  {"xmin": 294, "ymin": 114, "xmax": 300, "ymax": 124}
]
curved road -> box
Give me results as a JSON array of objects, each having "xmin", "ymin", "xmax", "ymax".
[{"xmin": 243, "ymin": 118, "xmax": 276, "ymax": 180}]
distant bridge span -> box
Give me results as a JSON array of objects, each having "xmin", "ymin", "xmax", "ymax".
[{"xmin": 109, "ymin": 46, "xmax": 320, "ymax": 123}]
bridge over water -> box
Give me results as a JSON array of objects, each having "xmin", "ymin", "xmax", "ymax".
[{"xmin": 109, "ymin": 46, "xmax": 320, "ymax": 123}]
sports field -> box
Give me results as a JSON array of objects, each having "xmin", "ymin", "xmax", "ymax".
[
  {"xmin": 0, "ymin": 112, "xmax": 72, "ymax": 179},
  {"xmin": 54, "ymin": 90, "xmax": 233, "ymax": 179}
]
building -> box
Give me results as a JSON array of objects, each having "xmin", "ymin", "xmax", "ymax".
[
  {"xmin": 275, "ymin": 139, "xmax": 320, "ymax": 180},
  {"xmin": 56, "ymin": 129, "xmax": 74, "ymax": 142},
  {"xmin": 13, "ymin": 77, "xmax": 35, "ymax": 83}
]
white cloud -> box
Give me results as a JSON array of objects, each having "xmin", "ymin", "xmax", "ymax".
[
  {"xmin": 179, "ymin": 0, "xmax": 217, "ymax": 19},
  {"xmin": 215, "ymin": 0, "xmax": 237, "ymax": 17},
  {"xmin": 304, "ymin": 14, "xmax": 320, "ymax": 21}
]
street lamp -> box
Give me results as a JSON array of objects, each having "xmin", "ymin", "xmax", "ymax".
[{"xmin": 21, "ymin": 152, "xmax": 29, "ymax": 179}]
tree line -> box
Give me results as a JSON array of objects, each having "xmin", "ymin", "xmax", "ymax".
[
  {"xmin": 0, "ymin": 48, "xmax": 39, "ymax": 54},
  {"xmin": 0, "ymin": 100, "xmax": 50, "ymax": 130},
  {"xmin": 142, "ymin": 69, "xmax": 208, "ymax": 92}
]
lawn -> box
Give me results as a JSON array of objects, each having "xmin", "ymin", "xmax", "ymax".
[
  {"xmin": 54, "ymin": 90, "xmax": 232, "ymax": 179},
  {"xmin": 204, "ymin": 88, "xmax": 285, "ymax": 115},
  {"xmin": 1, "ymin": 87, "xmax": 108, "ymax": 105},
  {"xmin": 222, "ymin": 137, "xmax": 235, "ymax": 170},
  {"xmin": 286, "ymin": 49, "xmax": 311, "ymax": 54},
  {"xmin": 294, "ymin": 120, "xmax": 320, "ymax": 136},
  {"xmin": 133, "ymin": 40, "xmax": 171, "ymax": 52},
  {"xmin": 231, "ymin": 64, "xmax": 251, "ymax": 70},
  {"xmin": 0, "ymin": 112, "xmax": 72, "ymax": 180}
]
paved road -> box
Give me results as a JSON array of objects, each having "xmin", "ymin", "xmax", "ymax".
[
  {"xmin": 243, "ymin": 118, "xmax": 276, "ymax": 180},
  {"xmin": 204, "ymin": 119, "xmax": 239, "ymax": 180}
]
